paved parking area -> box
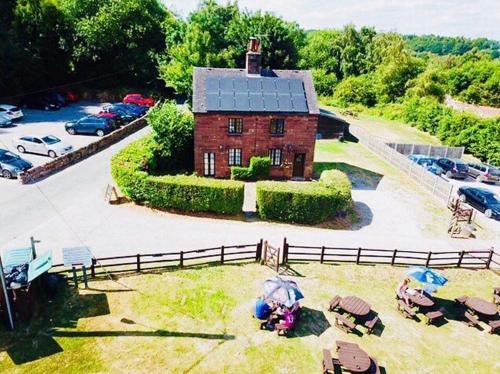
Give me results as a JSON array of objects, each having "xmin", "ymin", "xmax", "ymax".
[{"xmin": 0, "ymin": 101, "xmax": 103, "ymax": 171}]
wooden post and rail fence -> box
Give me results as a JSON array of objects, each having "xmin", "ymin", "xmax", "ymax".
[{"xmin": 48, "ymin": 238, "xmax": 499, "ymax": 280}]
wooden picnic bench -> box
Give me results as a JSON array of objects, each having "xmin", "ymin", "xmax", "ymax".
[
  {"xmin": 368, "ymin": 357, "xmax": 381, "ymax": 374},
  {"xmin": 397, "ymin": 299, "xmax": 416, "ymax": 319},
  {"xmin": 322, "ymin": 349, "xmax": 340, "ymax": 374},
  {"xmin": 455, "ymin": 295, "xmax": 468, "ymax": 306},
  {"xmin": 328, "ymin": 295, "xmax": 342, "ymax": 312},
  {"xmin": 334, "ymin": 312, "xmax": 356, "ymax": 334},
  {"xmin": 364, "ymin": 315, "xmax": 380, "ymax": 334},
  {"xmin": 425, "ymin": 309, "xmax": 445, "ymax": 325},
  {"xmin": 493, "ymin": 294, "xmax": 500, "ymax": 306},
  {"xmin": 488, "ymin": 320, "xmax": 500, "ymax": 334},
  {"xmin": 463, "ymin": 311, "xmax": 481, "ymax": 328}
]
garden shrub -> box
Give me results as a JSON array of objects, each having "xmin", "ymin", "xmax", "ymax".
[
  {"xmin": 256, "ymin": 171, "xmax": 352, "ymax": 224},
  {"xmin": 111, "ymin": 136, "xmax": 244, "ymax": 215},
  {"xmin": 231, "ymin": 156, "xmax": 270, "ymax": 181}
]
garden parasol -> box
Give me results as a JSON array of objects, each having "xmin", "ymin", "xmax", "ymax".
[
  {"xmin": 263, "ymin": 276, "xmax": 304, "ymax": 307},
  {"xmin": 407, "ymin": 266, "xmax": 448, "ymax": 289}
]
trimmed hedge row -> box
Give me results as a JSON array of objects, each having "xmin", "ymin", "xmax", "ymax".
[
  {"xmin": 111, "ymin": 136, "xmax": 244, "ymax": 215},
  {"xmin": 231, "ymin": 156, "xmax": 271, "ymax": 181},
  {"xmin": 256, "ymin": 170, "xmax": 352, "ymax": 224}
]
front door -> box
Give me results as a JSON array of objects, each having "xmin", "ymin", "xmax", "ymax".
[
  {"xmin": 203, "ymin": 152, "xmax": 215, "ymax": 177},
  {"xmin": 292, "ymin": 153, "xmax": 305, "ymax": 178}
]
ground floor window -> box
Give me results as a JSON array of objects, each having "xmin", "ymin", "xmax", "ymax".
[
  {"xmin": 203, "ymin": 152, "xmax": 215, "ymax": 176},
  {"xmin": 269, "ymin": 148, "xmax": 282, "ymax": 166},
  {"xmin": 228, "ymin": 148, "xmax": 242, "ymax": 166}
]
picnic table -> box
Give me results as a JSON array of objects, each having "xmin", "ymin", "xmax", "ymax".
[
  {"xmin": 409, "ymin": 291, "xmax": 434, "ymax": 308},
  {"xmin": 465, "ymin": 297, "xmax": 498, "ymax": 317},
  {"xmin": 340, "ymin": 296, "xmax": 371, "ymax": 317},
  {"xmin": 336, "ymin": 341, "xmax": 371, "ymax": 373}
]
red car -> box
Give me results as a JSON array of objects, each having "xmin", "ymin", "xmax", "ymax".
[
  {"xmin": 97, "ymin": 111, "xmax": 121, "ymax": 127},
  {"xmin": 123, "ymin": 93, "xmax": 155, "ymax": 107},
  {"xmin": 64, "ymin": 91, "xmax": 79, "ymax": 103}
]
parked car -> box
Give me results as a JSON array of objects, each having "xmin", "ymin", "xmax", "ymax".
[
  {"xmin": 100, "ymin": 105, "xmax": 135, "ymax": 123},
  {"xmin": 436, "ymin": 158, "xmax": 469, "ymax": 179},
  {"xmin": 13, "ymin": 135, "xmax": 73, "ymax": 158},
  {"xmin": 123, "ymin": 93, "xmax": 155, "ymax": 107},
  {"xmin": 49, "ymin": 92, "xmax": 67, "ymax": 107},
  {"xmin": 457, "ymin": 187, "xmax": 500, "ymax": 219},
  {"xmin": 117, "ymin": 102, "xmax": 148, "ymax": 116},
  {"xmin": 0, "ymin": 104, "xmax": 23, "ymax": 121},
  {"xmin": 65, "ymin": 115, "xmax": 115, "ymax": 137},
  {"xmin": 24, "ymin": 95, "xmax": 61, "ymax": 111},
  {"xmin": 64, "ymin": 91, "xmax": 79, "ymax": 103},
  {"xmin": 408, "ymin": 154, "xmax": 443, "ymax": 175},
  {"xmin": 0, "ymin": 148, "xmax": 32, "ymax": 178},
  {"xmin": 97, "ymin": 111, "xmax": 123, "ymax": 127},
  {"xmin": 467, "ymin": 163, "xmax": 500, "ymax": 184},
  {"xmin": 0, "ymin": 114, "xmax": 13, "ymax": 127}
]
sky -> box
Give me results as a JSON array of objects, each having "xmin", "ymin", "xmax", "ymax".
[{"xmin": 163, "ymin": 0, "xmax": 500, "ymax": 40}]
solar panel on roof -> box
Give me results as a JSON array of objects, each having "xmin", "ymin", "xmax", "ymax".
[{"xmin": 204, "ymin": 76, "xmax": 308, "ymax": 112}]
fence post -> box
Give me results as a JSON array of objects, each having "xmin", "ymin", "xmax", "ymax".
[
  {"xmin": 425, "ymin": 251, "xmax": 432, "ymax": 267},
  {"xmin": 282, "ymin": 237, "xmax": 288, "ymax": 265},
  {"xmin": 256, "ymin": 239, "xmax": 263, "ymax": 262},
  {"xmin": 457, "ymin": 250, "xmax": 465, "ymax": 268},
  {"xmin": 486, "ymin": 248, "xmax": 494, "ymax": 269},
  {"xmin": 91, "ymin": 258, "xmax": 96, "ymax": 278},
  {"xmin": 136, "ymin": 254, "xmax": 141, "ymax": 272},
  {"xmin": 263, "ymin": 241, "xmax": 268, "ymax": 264},
  {"xmin": 356, "ymin": 247, "xmax": 362, "ymax": 265},
  {"xmin": 180, "ymin": 251, "xmax": 184, "ymax": 268},
  {"xmin": 220, "ymin": 245, "xmax": 225, "ymax": 264},
  {"xmin": 320, "ymin": 246, "xmax": 325, "ymax": 264},
  {"xmin": 391, "ymin": 249, "xmax": 397, "ymax": 266}
]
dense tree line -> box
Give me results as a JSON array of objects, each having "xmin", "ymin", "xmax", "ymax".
[{"xmin": 404, "ymin": 34, "xmax": 500, "ymax": 58}]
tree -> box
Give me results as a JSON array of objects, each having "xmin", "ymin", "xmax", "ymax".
[{"xmin": 333, "ymin": 74, "xmax": 377, "ymax": 107}]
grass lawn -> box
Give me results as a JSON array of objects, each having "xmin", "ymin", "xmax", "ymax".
[{"xmin": 1, "ymin": 263, "xmax": 498, "ymax": 373}]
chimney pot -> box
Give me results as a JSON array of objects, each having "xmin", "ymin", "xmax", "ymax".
[{"xmin": 246, "ymin": 37, "xmax": 261, "ymax": 75}]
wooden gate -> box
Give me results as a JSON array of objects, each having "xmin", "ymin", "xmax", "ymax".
[
  {"xmin": 263, "ymin": 241, "xmax": 280, "ymax": 273},
  {"xmin": 448, "ymin": 201, "xmax": 475, "ymax": 238}
]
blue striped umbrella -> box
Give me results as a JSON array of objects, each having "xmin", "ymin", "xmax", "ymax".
[
  {"xmin": 263, "ymin": 276, "xmax": 304, "ymax": 307},
  {"xmin": 407, "ymin": 266, "xmax": 448, "ymax": 287}
]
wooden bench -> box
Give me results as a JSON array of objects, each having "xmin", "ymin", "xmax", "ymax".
[
  {"xmin": 425, "ymin": 310, "xmax": 444, "ymax": 325},
  {"xmin": 334, "ymin": 313, "xmax": 356, "ymax": 334},
  {"xmin": 397, "ymin": 299, "xmax": 416, "ymax": 319},
  {"xmin": 455, "ymin": 295, "xmax": 468, "ymax": 305},
  {"xmin": 463, "ymin": 311, "xmax": 480, "ymax": 328},
  {"xmin": 488, "ymin": 320, "xmax": 500, "ymax": 335},
  {"xmin": 328, "ymin": 295, "xmax": 342, "ymax": 312},
  {"xmin": 364, "ymin": 316, "xmax": 380, "ymax": 334},
  {"xmin": 368, "ymin": 357, "xmax": 381, "ymax": 374},
  {"xmin": 322, "ymin": 349, "xmax": 341, "ymax": 373}
]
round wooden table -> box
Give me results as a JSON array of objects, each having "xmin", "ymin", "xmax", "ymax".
[
  {"xmin": 337, "ymin": 343, "xmax": 371, "ymax": 373},
  {"xmin": 465, "ymin": 297, "xmax": 498, "ymax": 316},
  {"xmin": 409, "ymin": 292, "xmax": 434, "ymax": 308},
  {"xmin": 340, "ymin": 296, "xmax": 371, "ymax": 317}
]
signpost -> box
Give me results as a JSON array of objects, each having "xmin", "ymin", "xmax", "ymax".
[
  {"xmin": 0, "ymin": 255, "xmax": 15, "ymax": 330},
  {"xmin": 62, "ymin": 247, "xmax": 93, "ymax": 288}
]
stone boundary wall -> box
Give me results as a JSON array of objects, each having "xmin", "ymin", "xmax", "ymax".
[{"xmin": 19, "ymin": 116, "xmax": 148, "ymax": 184}]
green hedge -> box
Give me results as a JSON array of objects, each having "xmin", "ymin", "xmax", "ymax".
[
  {"xmin": 256, "ymin": 170, "xmax": 352, "ymax": 224},
  {"xmin": 111, "ymin": 136, "xmax": 244, "ymax": 215},
  {"xmin": 231, "ymin": 156, "xmax": 270, "ymax": 181}
]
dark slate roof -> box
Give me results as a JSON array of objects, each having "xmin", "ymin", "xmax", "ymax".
[
  {"xmin": 319, "ymin": 108, "xmax": 350, "ymax": 124},
  {"xmin": 193, "ymin": 67, "xmax": 319, "ymax": 115}
]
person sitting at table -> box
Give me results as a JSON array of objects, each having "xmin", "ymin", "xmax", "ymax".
[
  {"xmin": 254, "ymin": 295, "xmax": 272, "ymax": 320},
  {"xmin": 278, "ymin": 306, "xmax": 296, "ymax": 329},
  {"xmin": 397, "ymin": 278, "xmax": 412, "ymax": 305}
]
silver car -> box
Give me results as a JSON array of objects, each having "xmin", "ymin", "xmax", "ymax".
[
  {"xmin": 0, "ymin": 104, "xmax": 23, "ymax": 121},
  {"xmin": 0, "ymin": 114, "xmax": 13, "ymax": 127},
  {"xmin": 13, "ymin": 135, "xmax": 73, "ymax": 158},
  {"xmin": 467, "ymin": 163, "xmax": 500, "ymax": 183}
]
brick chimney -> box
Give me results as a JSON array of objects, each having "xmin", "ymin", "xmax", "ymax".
[{"xmin": 246, "ymin": 37, "xmax": 261, "ymax": 75}]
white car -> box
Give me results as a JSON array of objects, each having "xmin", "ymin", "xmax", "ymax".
[
  {"xmin": 0, "ymin": 104, "xmax": 23, "ymax": 121},
  {"xmin": 13, "ymin": 135, "xmax": 73, "ymax": 158},
  {"xmin": 0, "ymin": 114, "xmax": 12, "ymax": 127}
]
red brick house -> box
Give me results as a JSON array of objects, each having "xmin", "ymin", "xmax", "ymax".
[{"xmin": 192, "ymin": 38, "xmax": 319, "ymax": 179}]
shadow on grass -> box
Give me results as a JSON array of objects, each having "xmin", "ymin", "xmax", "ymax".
[
  {"xmin": 49, "ymin": 330, "xmax": 235, "ymax": 340},
  {"xmin": 314, "ymin": 162, "xmax": 384, "ymax": 190},
  {"xmin": 290, "ymin": 307, "xmax": 331, "ymax": 338}
]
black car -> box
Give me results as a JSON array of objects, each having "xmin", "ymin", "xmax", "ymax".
[
  {"xmin": 436, "ymin": 158, "xmax": 469, "ymax": 179},
  {"xmin": 457, "ymin": 186, "xmax": 500, "ymax": 219},
  {"xmin": 65, "ymin": 115, "xmax": 115, "ymax": 137},
  {"xmin": 49, "ymin": 92, "xmax": 67, "ymax": 107},
  {"xmin": 0, "ymin": 148, "xmax": 32, "ymax": 179},
  {"xmin": 24, "ymin": 95, "xmax": 61, "ymax": 111}
]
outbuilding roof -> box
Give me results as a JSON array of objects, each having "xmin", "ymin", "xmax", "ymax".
[{"xmin": 192, "ymin": 67, "xmax": 319, "ymax": 115}]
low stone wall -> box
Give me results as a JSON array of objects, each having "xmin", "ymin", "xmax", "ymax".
[{"xmin": 19, "ymin": 117, "xmax": 148, "ymax": 184}]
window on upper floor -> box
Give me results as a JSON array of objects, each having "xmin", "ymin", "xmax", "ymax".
[
  {"xmin": 228, "ymin": 118, "xmax": 243, "ymax": 134},
  {"xmin": 270, "ymin": 119, "xmax": 285, "ymax": 135}
]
